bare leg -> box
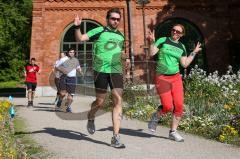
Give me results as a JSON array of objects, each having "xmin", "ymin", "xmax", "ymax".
[
  {"xmin": 111, "ymin": 88, "xmax": 123, "ymax": 135},
  {"xmin": 66, "ymin": 93, "xmax": 73, "ymax": 107},
  {"xmin": 31, "ymin": 91, "xmax": 35, "ymax": 101},
  {"xmin": 88, "ymin": 92, "xmax": 107, "ymax": 120},
  {"xmin": 27, "ymin": 89, "xmax": 32, "ymax": 102},
  {"xmin": 59, "ymin": 90, "xmax": 67, "ymax": 101},
  {"xmin": 171, "ymin": 115, "xmax": 181, "ymax": 131},
  {"xmin": 56, "ymin": 90, "xmax": 67, "ymax": 107}
]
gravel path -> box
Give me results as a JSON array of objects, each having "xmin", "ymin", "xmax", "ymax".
[{"xmin": 13, "ymin": 96, "xmax": 240, "ymax": 159}]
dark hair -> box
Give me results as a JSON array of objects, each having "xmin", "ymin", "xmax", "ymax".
[
  {"xmin": 106, "ymin": 8, "xmax": 121, "ymax": 19},
  {"xmin": 68, "ymin": 48, "xmax": 75, "ymax": 52},
  {"xmin": 67, "ymin": 48, "xmax": 76, "ymax": 57},
  {"xmin": 31, "ymin": 58, "xmax": 36, "ymax": 61}
]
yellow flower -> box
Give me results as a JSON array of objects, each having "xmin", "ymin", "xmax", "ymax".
[
  {"xmin": 219, "ymin": 135, "xmax": 225, "ymax": 142},
  {"xmin": 0, "ymin": 114, "xmax": 3, "ymax": 121},
  {"xmin": 223, "ymin": 104, "xmax": 231, "ymax": 110}
]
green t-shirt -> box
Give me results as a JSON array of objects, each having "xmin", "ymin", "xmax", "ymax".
[
  {"xmin": 87, "ymin": 26, "xmax": 125, "ymax": 73},
  {"xmin": 155, "ymin": 37, "xmax": 187, "ymax": 75}
]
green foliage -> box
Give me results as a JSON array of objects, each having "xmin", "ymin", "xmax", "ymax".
[
  {"xmin": 0, "ymin": 80, "xmax": 24, "ymax": 88},
  {"xmin": 0, "ymin": 99, "xmax": 49, "ymax": 158},
  {"xmin": 0, "ymin": 0, "xmax": 32, "ymax": 82},
  {"xmin": 120, "ymin": 66, "xmax": 240, "ymax": 146},
  {"xmin": 0, "ymin": 100, "xmax": 16, "ymax": 158}
]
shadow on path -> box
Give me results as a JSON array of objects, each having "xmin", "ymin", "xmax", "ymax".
[
  {"xmin": 15, "ymin": 104, "xmax": 26, "ymax": 107},
  {"xmin": 33, "ymin": 106, "xmax": 54, "ymax": 109},
  {"xmin": 38, "ymin": 102, "xmax": 55, "ymax": 105},
  {"xmin": 98, "ymin": 126, "xmax": 169, "ymax": 140},
  {"xmin": 32, "ymin": 106, "xmax": 105, "ymax": 121},
  {"xmin": 15, "ymin": 127, "xmax": 110, "ymax": 147}
]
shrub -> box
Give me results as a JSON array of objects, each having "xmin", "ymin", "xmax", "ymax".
[
  {"xmin": 0, "ymin": 99, "xmax": 17, "ymax": 158},
  {"xmin": 120, "ymin": 65, "xmax": 240, "ymax": 145}
]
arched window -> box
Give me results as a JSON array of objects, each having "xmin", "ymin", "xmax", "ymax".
[
  {"xmin": 61, "ymin": 20, "xmax": 102, "ymax": 95},
  {"xmin": 155, "ymin": 18, "xmax": 207, "ymax": 72}
]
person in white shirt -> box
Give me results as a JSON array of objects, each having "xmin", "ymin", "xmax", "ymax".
[
  {"xmin": 53, "ymin": 52, "xmax": 68, "ymax": 105},
  {"xmin": 56, "ymin": 48, "xmax": 82, "ymax": 112}
]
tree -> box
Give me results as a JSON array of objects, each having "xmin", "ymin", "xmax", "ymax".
[{"xmin": 0, "ymin": 0, "xmax": 32, "ymax": 82}]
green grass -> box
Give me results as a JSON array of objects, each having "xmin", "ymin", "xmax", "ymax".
[
  {"xmin": 0, "ymin": 81, "xmax": 24, "ymax": 88},
  {"xmin": 14, "ymin": 116, "xmax": 51, "ymax": 159}
]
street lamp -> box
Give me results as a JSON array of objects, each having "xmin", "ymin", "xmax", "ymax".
[{"xmin": 137, "ymin": 0, "xmax": 151, "ymax": 94}]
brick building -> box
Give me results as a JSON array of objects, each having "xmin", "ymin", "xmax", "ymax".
[{"xmin": 31, "ymin": 0, "xmax": 240, "ymax": 96}]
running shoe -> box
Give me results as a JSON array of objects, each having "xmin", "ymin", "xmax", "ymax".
[
  {"xmin": 169, "ymin": 130, "xmax": 184, "ymax": 142},
  {"xmin": 148, "ymin": 111, "xmax": 160, "ymax": 132},
  {"xmin": 56, "ymin": 99, "xmax": 62, "ymax": 108},
  {"xmin": 87, "ymin": 120, "xmax": 95, "ymax": 134},
  {"xmin": 66, "ymin": 106, "xmax": 72, "ymax": 113},
  {"xmin": 110, "ymin": 134, "xmax": 125, "ymax": 149}
]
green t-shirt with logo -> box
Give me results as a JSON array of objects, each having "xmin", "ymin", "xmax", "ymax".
[
  {"xmin": 87, "ymin": 26, "xmax": 125, "ymax": 73},
  {"xmin": 154, "ymin": 37, "xmax": 187, "ymax": 75}
]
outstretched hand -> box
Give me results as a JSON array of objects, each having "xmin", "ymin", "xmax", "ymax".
[
  {"xmin": 74, "ymin": 14, "xmax": 82, "ymax": 26},
  {"xmin": 193, "ymin": 42, "xmax": 202, "ymax": 54},
  {"xmin": 147, "ymin": 30, "xmax": 155, "ymax": 43}
]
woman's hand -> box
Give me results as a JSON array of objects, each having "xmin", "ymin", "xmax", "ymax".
[
  {"xmin": 147, "ymin": 30, "xmax": 155, "ymax": 44},
  {"xmin": 193, "ymin": 42, "xmax": 202, "ymax": 54}
]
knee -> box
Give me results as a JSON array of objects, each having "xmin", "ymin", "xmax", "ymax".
[
  {"xmin": 67, "ymin": 95, "xmax": 73, "ymax": 101},
  {"xmin": 114, "ymin": 96, "xmax": 122, "ymax": 106},
  {"xmin": 60, "ymin": 91, "xmax": 66, "ymax": 97},
  {"xmin": 95, "ymin": 98, "xmax": 105, "ymax": 107},
  {"xmin": 173, "ymin": 105, "xmax": 183, "ymax": 117}
]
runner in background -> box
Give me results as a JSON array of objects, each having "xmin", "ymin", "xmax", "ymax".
[
  {"xmin": 53, "ymin": 52, "xmax": 68, "ymax": 105},
  {"xmin": 24, "ymin": 58, "xmax": 40, "ymax": 107},
  {"xmin": 56, "ymin": 48, "xmax": 82, "ymax": 112}
]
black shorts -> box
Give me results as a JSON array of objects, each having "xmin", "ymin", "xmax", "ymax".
[
  {"xmin": 94, "ymin": 71, "xmax": 123, "ymax": 93},
  {"xmin": 59, "ymin": 75, "xmax": 77, "ymax": 95},
  {"xmin": 54, "ymin": 77, "xmax": 60, "ymax": 93},
  {"xmin": 26, "ymin": 82, "xmax": 37, "ymax": 91}
]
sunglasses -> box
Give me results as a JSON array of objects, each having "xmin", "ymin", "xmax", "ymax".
[
  {"xmin": 171, "ymin": 28, "xmax": 183, "ymax": 34},
  {"xmin": 110, "ymin": 17, "xmax": 120, "ymax": 22}
]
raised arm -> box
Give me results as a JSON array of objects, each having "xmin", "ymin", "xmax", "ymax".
[
  {"xmin": 180, "ymin": 42, "xmax": 202, "ymax": 68},
  {"xmin": 148, "ymin": 30, "xmax": 159, "ymax": 56},
  {"xmin": 74, "ymin": 14, "xmax": 89, "ymax": 42}
]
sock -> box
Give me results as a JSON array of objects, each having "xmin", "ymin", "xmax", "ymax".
[{"xmin": 170, "ymin": 130, "xmax": 176, "ymax": 133}]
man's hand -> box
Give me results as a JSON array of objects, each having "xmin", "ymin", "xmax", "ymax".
[
  {"xmin": 125, "ymin": 58, "xmax": 130, "ymax": 70},
  {"xmin": 74, "ymin": 14, "xmax": 82, "ymax": 26}
]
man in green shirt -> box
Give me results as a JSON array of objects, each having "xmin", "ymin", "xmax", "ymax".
[{"xmin": 74, "ymin": 8, "xmax": 128, "ymax": 148}]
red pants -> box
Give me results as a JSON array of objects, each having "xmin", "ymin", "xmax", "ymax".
[{"xmin": 155, "ymin": 73, "xmax": 184, "ymax": 117}]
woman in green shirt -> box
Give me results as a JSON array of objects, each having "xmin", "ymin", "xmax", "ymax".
[{"xmin": 148, "ymin": 24, "xmax": 202, "ymax": 142}]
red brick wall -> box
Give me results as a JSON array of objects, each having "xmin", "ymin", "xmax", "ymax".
[{"xmin": 31, "ymin": 0, "xmax": 240, "ymax": 86}]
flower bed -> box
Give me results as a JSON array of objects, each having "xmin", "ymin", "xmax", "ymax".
[
  {"xmin": 122, "ymin": 66, "xmax": 240, "ymax": 145},
  {"xmin": 0, "ymin": 99, "xmax": 17, "ymax": 158}
]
